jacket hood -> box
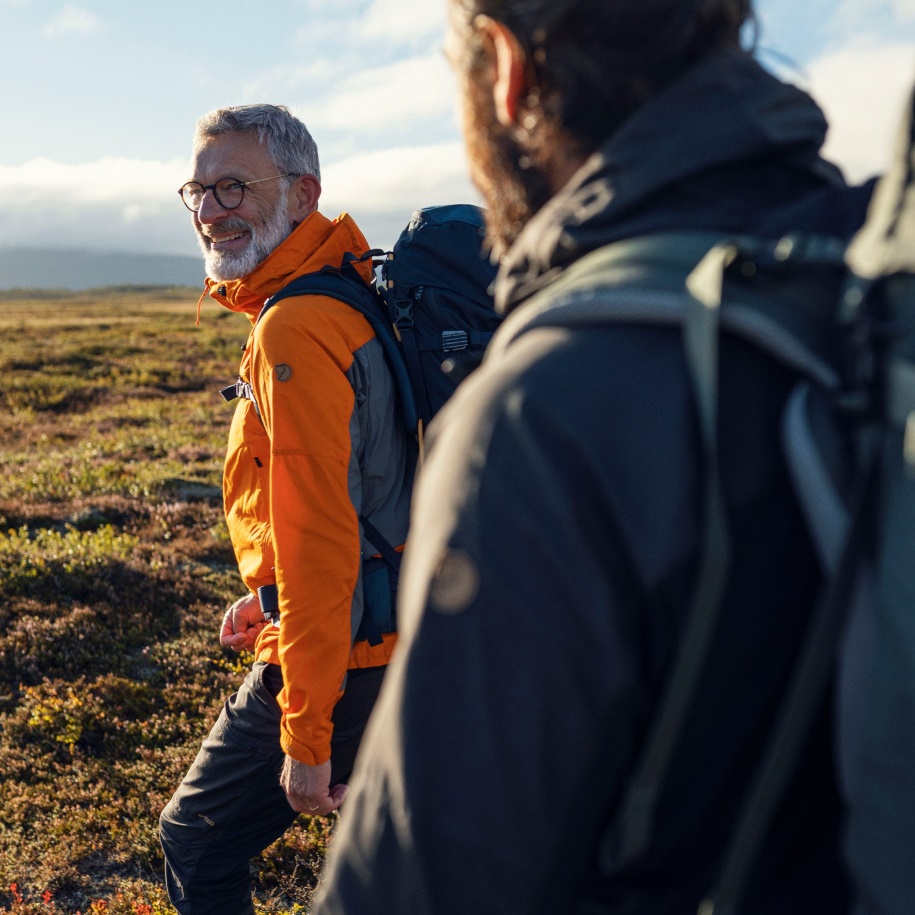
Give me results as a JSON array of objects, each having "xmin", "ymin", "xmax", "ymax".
[
  {"xmin": 201, "ymin": 210, "xmax": 373, "ymax": 322},
  {"xmin": 495, "ymin": 49, "xmax": 845, "ymax": 314}
]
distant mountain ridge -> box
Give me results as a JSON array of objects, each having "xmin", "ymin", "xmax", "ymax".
[{"xmin": 0, "ymin": 248, "xmax": 204, "ymax": 291}]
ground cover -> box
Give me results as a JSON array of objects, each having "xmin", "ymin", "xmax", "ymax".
[{"xmin": 0, "ymin": 288, "xmax": 332, "ymax": 914}]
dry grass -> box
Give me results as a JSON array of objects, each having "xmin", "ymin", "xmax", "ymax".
[{"xmin": 0, "ymin": 288, "xmax": 332, "ymax": 914}]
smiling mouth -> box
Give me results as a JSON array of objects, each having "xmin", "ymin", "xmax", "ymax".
[
  {"xmin": 197, "ymin": 214, "xmax": 253, "ymax": 251},
  {"xmin": 208, "ymin": 228, "xmax": 250, "ymax": 249},
  {"xmin": 208, "ymin": 230, "xmax": 249, "ymax": 248}
]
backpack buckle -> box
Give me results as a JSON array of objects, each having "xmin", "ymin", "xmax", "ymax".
[{"xmin": 393, "ymin": 299, "xmax": 414, "ymax": 331}]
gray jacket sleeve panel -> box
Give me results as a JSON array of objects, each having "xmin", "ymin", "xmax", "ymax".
[
  {"xmin": 347, "ymin": 336, "xmax": 413, "ymax": 552},
  {"xmin": 315, "ymin": 324, "xmax": 700, "ymax": 914}
]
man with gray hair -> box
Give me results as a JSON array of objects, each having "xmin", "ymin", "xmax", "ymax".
[
  {"xmin": 315, "ymin": 1, "xmax": 875, "ymax": 913},
  {"xmin": 159, "ymin": 104, "xmax": 411, "ymax": 914}
]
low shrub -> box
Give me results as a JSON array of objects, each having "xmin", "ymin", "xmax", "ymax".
[{"xmin": 0, "ymin": 292, "xmax": 326, "ymax": 914}]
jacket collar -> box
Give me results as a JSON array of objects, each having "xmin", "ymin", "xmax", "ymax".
[
  {"xmin": 495, "ymin": 50, "xmax": 844, "ymax": 314},
  {"xmin": 201, "ymin": 210, "xmax": 372, "ymax": 323}
]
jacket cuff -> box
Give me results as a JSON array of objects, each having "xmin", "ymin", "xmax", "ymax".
[{"xmin": 279, "ymin": 718, "xmax": 331, "ymax": 766}]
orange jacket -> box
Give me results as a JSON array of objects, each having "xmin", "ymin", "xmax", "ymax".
[{"xmin": 206, "ymin": 211, "xmax": 411, "ymax": 765}]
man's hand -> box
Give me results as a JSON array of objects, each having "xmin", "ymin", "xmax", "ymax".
[
  {"xmin": 219, "ymin": 592, "xmax": 267, "ymax": 651},
  {"xmin": 280, "ymin": 756, "xmax": 348, "ymax": 816}
]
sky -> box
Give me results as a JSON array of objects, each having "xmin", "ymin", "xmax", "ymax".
[{"xmin": 0, "ymin": 0, "xmax": 913, "ymax": 258}]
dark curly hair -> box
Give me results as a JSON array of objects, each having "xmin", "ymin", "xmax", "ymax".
[{"xmin": 451, "ymin": 0, "xmax": 756, "ymax": 150}]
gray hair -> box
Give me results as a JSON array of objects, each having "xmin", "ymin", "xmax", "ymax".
[{"xmin": 194, "ymin": 104, "xmax": 321, "ymax": 183}]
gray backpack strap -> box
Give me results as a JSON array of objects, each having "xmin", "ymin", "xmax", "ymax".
[
  {"xmin": 498, "ymin": 230, "xmax": 851, "ymax": 888},
  {"xmin": 783, "ymin": 383, "xmax": 852, "ymax": 573},
  {"xmin": 494, "ymin": 233, "xmax": 842, "ymax": 392},
  {"xmin": 501, "ymin": 235, "xmax": 737, "ymax": 870},
  {"xmin": 603, "ymin": 244, "xmax": 735, "ymax": 868}
]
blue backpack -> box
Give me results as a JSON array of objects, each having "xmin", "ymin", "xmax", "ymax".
[{"xmin": 226, "ymin": 204, "xmax": 500, "ymax": 643}]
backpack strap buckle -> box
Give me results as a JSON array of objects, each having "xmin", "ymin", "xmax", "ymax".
[
  {"xmin": 219, "ymin": 377, "xmax": 260, "ymax": 417},
  {"xmin": 393, "ymin": 298, "xmax": 415, "ymax": 331}
]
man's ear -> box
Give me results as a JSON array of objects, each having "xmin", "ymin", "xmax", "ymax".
[
  {"xmin": 288, "ymin": 173, "xmax": 321, "ymax": 222},
  {"xmin": 475, "ymin": 15, "xmax": 528, "ymax": 127}
]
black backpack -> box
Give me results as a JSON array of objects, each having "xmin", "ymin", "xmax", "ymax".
[
  {"xmin": 223, "ymin": 204, "xmax": 500, "ymax": 642},
  {"xmin": 493, "ymin": 92, "xmax": 915, "ymax": 915}
]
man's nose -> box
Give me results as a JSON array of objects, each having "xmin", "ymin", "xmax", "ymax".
[{"xmin": 196, "ymin": 187, "xmax": 229, "ymax": 224}]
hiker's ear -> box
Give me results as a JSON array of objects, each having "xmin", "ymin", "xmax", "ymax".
[
  {"xmin": 475, "ymin": 16, "xmax": 528, "ymax": 127},
  {"xmin": 288, "ymin": 173, "xmax": 321, "ymax": 222}
]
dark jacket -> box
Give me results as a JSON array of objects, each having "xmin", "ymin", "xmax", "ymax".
[{"xmin": 315, "ymin": 50, "xmax": 873, "ymax": 915}]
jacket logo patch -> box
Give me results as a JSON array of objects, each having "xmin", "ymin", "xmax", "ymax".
[{"xmin": 275, "ymin": 363, "xmax": 293, "ymax": 382}]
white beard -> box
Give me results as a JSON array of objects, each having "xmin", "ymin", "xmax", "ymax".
[{"xmin": 198, "ymin": 194, "xmax": 291, "ymax": 282}]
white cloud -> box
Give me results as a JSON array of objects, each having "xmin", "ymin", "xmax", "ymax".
[
  {"xmin": 322, "ymin": 141, "xmax": 474, "ymax": 213},
  {"xmin": 291, "ymin": 53, "xmax": 456, "ymax": 133},
  {"xmin": 0, "ymin": 156, "xmax": 195, "ymax": 254},
  {"xmin": 0, "ymin": 156, "xmax": 188, "ymax": 203},
  {"xmin": 242, "ymin": 60, "xmax": 332, "ymax": 101},
  {"xmin": 292, "ymin": 0, "xmax": 443, "ymax": 51},
  {"xmin": 805, "ymin": 41, "xmax": 915, "ymax": 182},
  {"xmin": 0, "ymin": 143, "xmax": 477, "ymax": 255},
  {"xmin": 321, "ymin": 141, "xmax": 478, "ymax": 248},
  {"xmin": 45, "ymin": 5, "xmax": 103, "ymax": 38},
  {"xmin": 358, "ymin": 0, "xmax": 445, "ymax": 46}
]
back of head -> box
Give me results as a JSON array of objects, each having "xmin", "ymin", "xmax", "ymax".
[
  {"xmin": 194, "ymin": 103, "xmax": 321, "ymax": 182},
  {"xmin": 451, "ymin": 0, "xmax": 755, "ymax": 152}
]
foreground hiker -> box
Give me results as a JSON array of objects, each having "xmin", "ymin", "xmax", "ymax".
[
  {"xmin": 314, "ymin": 1, "xmax": 879, "ymax": 912},
  {"xmin": 158, "ymin": 104, "xmax": 411, "ymax": 915}
]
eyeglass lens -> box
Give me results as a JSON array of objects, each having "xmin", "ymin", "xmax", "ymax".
[{"xmin": 181, "ymin": 178, "xmax": 246, "ymax": 211}]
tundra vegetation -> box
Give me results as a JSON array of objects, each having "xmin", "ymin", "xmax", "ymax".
[{"xmin": 0, "ymin": 288, "xmax": 331, "ymax": 914}]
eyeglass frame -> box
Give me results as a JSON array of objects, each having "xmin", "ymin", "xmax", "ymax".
[{"xmin": 178, "ymin": 173, "xmax": 300, "ymax": 213}]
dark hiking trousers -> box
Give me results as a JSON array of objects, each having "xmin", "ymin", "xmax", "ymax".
[{"xmin": 159, "ymin": 660, "xmax": 386, "ymax": 915}]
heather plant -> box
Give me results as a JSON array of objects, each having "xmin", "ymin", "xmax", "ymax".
[{"xmin": 0, "ymin": 289, "xmax": 332, "ymax": 914}]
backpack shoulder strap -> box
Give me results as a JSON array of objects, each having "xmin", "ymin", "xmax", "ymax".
[
  {"xmin": 262, "ymin": 262, "xmax": 421, "ymax": 438},
  {"xmin": 492, "ymin": 232, "xmax": 845, "ymax": 391},
  {"xmin": 499, "ymin": 233, "xmax": 735, "ymax": 871},
  {"xmin": 254, "ymin": 262, "xmax": 416, "ymax": 582},
  {"xmin": 605, "ymin": 240, "xmax": 734, "ymax": 870},
  {"xmin": 499, "ymin": 231, "xmax": 849, "ymax": 882}
]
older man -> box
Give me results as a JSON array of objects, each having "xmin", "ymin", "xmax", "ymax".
[
  {"xmin": 315, "ymin": 1, "xmax": 876, "ymax": 913},
  {"xmin": 159, "ymin": 104, "xmax": 410, "ymax": 915}
]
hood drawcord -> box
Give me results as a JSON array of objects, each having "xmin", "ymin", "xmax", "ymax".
[{"xmin": 195, "ymin": 288, "xmax": 208, "ymax": 326}]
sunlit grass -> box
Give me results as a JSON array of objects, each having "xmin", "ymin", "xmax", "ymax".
[{"xmin": 0, "ymin": 288, "xmax": 328, "ymax": 914}]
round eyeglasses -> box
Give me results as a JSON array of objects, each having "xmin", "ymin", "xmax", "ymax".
[{"xmin": 178, "ymin": 174, "xmax": 298, "ymax": 212}]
